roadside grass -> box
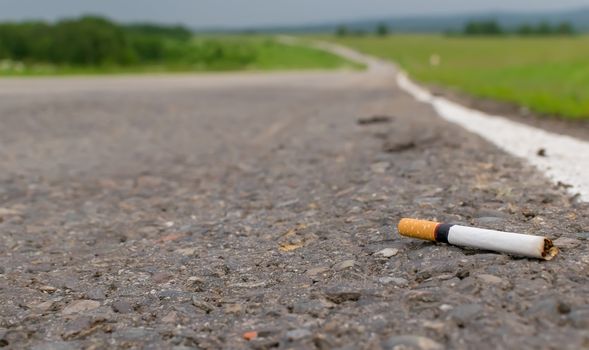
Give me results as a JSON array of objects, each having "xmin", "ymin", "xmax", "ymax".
[
  {"xmin": 0, "ymin": 36, "xmax": 361, "ymax": 77},
  {"xmin": 328, "ymin": 35, "xmax": 589, "ymax": 120}
]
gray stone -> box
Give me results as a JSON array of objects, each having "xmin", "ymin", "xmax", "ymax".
[
  {"xmin": 115, "ymin": 327, "xmax": 157, "ymax": 341},
  {"xmin": 158, "ymin": 290, "xmax": 189, "ymax": 300},
  {"xmin": 324, "ymin": 287, "xmax": 361, "ymax": 304},
  {"xmin": 192, "ymin": 296, "xmax": 214, "ymax": 313},
  {"xmin": 569, "ymin": 308, "xmax": 589, "ymax": 329},
  {"xmin": 375, "ymin": 248, "xmax": 399, "ymax": 258},
  {"xmin": 553, "ymin": 237, "xmax": 581, "ymax": 249},
  {"xmin": 39, "ymin": 285, "xmax": 58, "ymax": 293},
  {"xmin": 448, "ymin": 304, "xmax": 483, "ymax": 326},
  {"xmin": 371, "ymin": 162, "xmax": 390, "ymax": 174},
  {"xmin": 476, "ymin": 209, "xmax": 508, "ymax": 218},
  {"xmin": 61, "ymin": 300, "xmax": 100, "ymax": 315},
  {"xmin": 382, "ymin": 335, "xmax": 444, "ymax": 350},
  {"xmin": 286, "ymin": 328, "xmax": 312, "ymax": 341},
  {"xmin": 474, "ymin": 217, "xmax": 505, "ymax": 225},
  {"xmin": 112, "ymin": 300, "xmax": 133, "ymax": 314},
  {"xmin": 575, "ymin": 232, "xmax": 589, "ymax": 240},
  {"xmin": 292, "ymin": 300, "xmax": 326, "ymax": 317},
  {"xmin": 26, "ymin": 263, "xmax": 53, "ymax": 273},
  {"xmin": 334, "ymin": 260, "xmax": 356, "ymax": 271},
  {"xmin": 31, "ymin": 300, "xmax": 56, "ymax": 312},
  {"xmin": 161, "ymin": 311, "xmax": 178, "ymax": 323},
  {"xmin": 379, "ymin": 277, "xmax": 408, "ymax": 286},
  {"xmin": 62, "ymin": 316, "xmax": 94, "ymax": 340},
  {"xmin": 31, "ymin": 342, "xmax": 80, "ymax": 350},
  {"xmin": 306, "ymin": 266, "xmax": 330, "ymax": 277},
  {"xmin": 476, "ymin": 274, "xmax": 504, "ymax": 284},
  {"xmin": 526, "ymin": 298, "xmax": 570, "ymax": 322},
  {"xmin": 85, "ymin": 288, "xmax": 106, "ymax": 301}
]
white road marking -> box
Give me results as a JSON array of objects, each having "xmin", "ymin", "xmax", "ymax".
[
  {"xmin": 308, "ymin": 38, "xmax": 589, "ymax": 202},
  {"xmin": 397, "ymin": 73, "xmax": 589, "ymax": 202}
]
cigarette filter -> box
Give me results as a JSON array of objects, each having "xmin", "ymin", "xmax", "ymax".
[{"xmin": 398, "ymin": 218, "xmax": 558, "ymax": 260}]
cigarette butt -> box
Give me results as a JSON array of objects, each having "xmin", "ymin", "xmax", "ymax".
[{"xmin": 397, "ymin": 218, "xmax": 559, "ymax": 260}]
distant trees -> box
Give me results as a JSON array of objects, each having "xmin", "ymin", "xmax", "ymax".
[
  {"xmin": 464, "ymin": 20, "xmax": 503, "ymax": 35},
  {"xmin": 375, "ymin": 23, "xmax": 390, "ymax": 36},
  {"xmin": 335, "ymin": 23, "xmax": 391, "ymax": 37},
  {"xmin": 0, "ymin": 16, "xmax": 196, "ymax": 66},
  {"xmin": 335, "ymin": 25, "xmax": 350, "ymax": 37},
  {"xmin": 516, "ymin": 22, "xmax": 574, "ymax": 36},
  {"xmin": 123, "ymin": 23, "xmax": 192, "ymax": 41},
  {"xmin": 461, "ymin": 20, "xmax": 576, "ymax": 36}
]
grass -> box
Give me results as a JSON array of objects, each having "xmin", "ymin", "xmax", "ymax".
[
  {"xmin": 0, "ymin": 36, "xmax": 361, "ymax": 77},
  {"xmin": 232, "ymin": 37, "xmax": 362, "ymax": 71},
  {"xmin": 328, "ymin": 35, "xmax": 589, "ymax": 120}
]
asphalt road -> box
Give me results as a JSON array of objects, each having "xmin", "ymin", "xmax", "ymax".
[{"xmin": 1, "ymin": 67, "xmax": 588, "ymax": 349}]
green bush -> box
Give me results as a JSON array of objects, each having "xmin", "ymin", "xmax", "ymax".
[
  {"xmin": 516, "ymin": 22, "xmax": 575, "ymax": 36},
  {"xmin": 0, "ymin": 16, "xmax": 264, "ymax": 70},
  {"xmin": 461, "ymin": 20, "xmax": 576, "ymax": 37},
  {"xmin": 463, "ymin": 20, "xmax": 504, "ymax": 36}
]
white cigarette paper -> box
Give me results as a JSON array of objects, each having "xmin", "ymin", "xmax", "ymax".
[{"xmin": 397, "ymin": 218, "xmax": 559, "ymax": 260}]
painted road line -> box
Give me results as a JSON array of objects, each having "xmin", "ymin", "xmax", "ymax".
[
  {"xmin": 305, "ymin": 38, "xmax": 589, "ymax": 202},
  {"xmin": 397, "ymin": 73, "xmax": 589, "ymax": 202},
  {"xmin": 398, "ymin": 218, "xmax": 559, "ymax": 260}
]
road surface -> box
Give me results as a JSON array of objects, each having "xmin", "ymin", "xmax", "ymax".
[{"xmin": 1, "ymin": 66, "xmax": 588, "ymax": 349}]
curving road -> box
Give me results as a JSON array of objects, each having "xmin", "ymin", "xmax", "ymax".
[{"xmin": 1, "ymin": 59, "xmax": 588, "ymax": 349}]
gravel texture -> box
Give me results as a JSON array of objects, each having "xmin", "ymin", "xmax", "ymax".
[{"xmin": 0, "ymin": 70, "xmax": 588, "ymax": 349}]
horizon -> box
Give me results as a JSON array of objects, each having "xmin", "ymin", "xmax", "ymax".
[{"xmin": 0, "ymin": 0, "xmax": 588, "ymax": 29}]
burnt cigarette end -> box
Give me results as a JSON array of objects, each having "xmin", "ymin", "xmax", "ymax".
[{"xmin": 542, "ymin": 238, "xmax": 559, "ymax": 260}]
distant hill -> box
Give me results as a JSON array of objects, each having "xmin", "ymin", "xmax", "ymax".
[{"xmin": 242, "ymin": 7, "xmax": 589, "ymax": 33}]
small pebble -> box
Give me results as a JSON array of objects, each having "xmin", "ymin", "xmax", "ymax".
[
  {"xmin": 152, "ymin": 272, "xmax": 173, "ymax": 284},
  {"xmin": 476, "ymin": 274, "xmax": 504, "ymax": 284},
  {"xmin": 39, "ymin": 285, "xmax": 58, "ymax": 293},
  {"xmin": 161, "ymin": 311, "xmax": 177, "ymax": 323},
  {"xmin": 306, "ymin": 266, "xmax": 330, "ymax": 277},
  {"xmin": 474, "ymin": 217, "xmax": 505, "ymax": 225},
  {"xmin": 371, "ymin": 162, "xmax": 390, "ymax": 174},
  {"xmin": 576, "ymin": 232, "xmax": 589, "ymax": 240},
  {"xmin": 286, "ymin": 328, "xmax": 312, "ymax": 341},
  {"xmin": 382, "ymin": 335, "xmax": 444, "ymax": 350},
  {"xmin": 526, "ymin": 297, "xmax": 570, "ymax": 322},
  {"xmin": 191, "ymin": 296, "xmax": 214, "ymax": 313},
  {"xmin": 224, "ymin": 304, "xmax": 242, "ymax": 314},
  {"xmin": 375, "ymin": 248, "xmax": 399, "ymax": 258},
  {"xmin": 61, "ymin": 300, "xmax": 100, "ymax": 315},
  {"xmin": 553, "ymin": 237, "xmax": 580, "ymax": 249},
  {"xmin": 378, "ymin": 277, "xmax": 408, "ymax": 286},
  {"xmin": 569, "ymin": 308, "xmax": 589, "ymax": 329},
  {"xmin": 334, "ymin": 260, "xmax": 356, "ymax": 271},
  {"xmin": 439, "ymin": 304, "xmax": 453, "ymax": 312},
  {"xmin": 324, "ymin": 286, "xmax": 361, "ymax": 304},
  {"xmin": 85, "ymin": 288, "xmax": 106, "ymax": 301},
  {"xmin": 448, "ymin": 304, "xmax": 483, "ymax": 326},
  {"xmin": 112, "ymin": 300, "xmax": 133, "ymax": 314}
]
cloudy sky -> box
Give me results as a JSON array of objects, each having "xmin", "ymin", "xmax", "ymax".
[{"xmin": 1, "ymin": 0, "xmax": 588, "ymax": 28}]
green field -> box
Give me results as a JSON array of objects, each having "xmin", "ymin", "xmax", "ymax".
[
  {"xmin": 0, "ymin": 36, "xmax": 360, "ymax": 76},
  {"xmin": 329, "ymin": 35, "xmax": 589, "ymax": 119}
]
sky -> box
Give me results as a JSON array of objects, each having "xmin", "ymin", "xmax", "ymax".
[{"xmin": 1, "ymin": 0, "xmax": 588, "ymax": 29}]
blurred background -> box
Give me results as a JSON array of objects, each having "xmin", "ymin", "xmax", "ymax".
[{"xmin": 1, "ymin": 0, "xmax": 588, "ymax": 120}]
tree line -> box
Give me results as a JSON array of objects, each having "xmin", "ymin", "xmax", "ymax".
[
  {"xmin": 0, "ymin": 16, "xmax": 256, "ymax": 68},
  {"xmin": 461, "ymin": 20, "xmax": 575, "ymax": 36},
  {"xmin": 335, "ymin": 23, "xmax": 390, "ymax": 37}
]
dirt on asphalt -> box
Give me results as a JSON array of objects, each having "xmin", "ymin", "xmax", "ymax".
[{"xmin": 1, "ymin": 69, "xmax": 588, "ymax": 350}]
